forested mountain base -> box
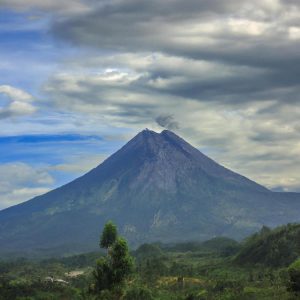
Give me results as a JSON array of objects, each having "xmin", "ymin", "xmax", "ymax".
[{"xmin": 1, "ymin": 223, "xmax": 300, "ymax": 299}]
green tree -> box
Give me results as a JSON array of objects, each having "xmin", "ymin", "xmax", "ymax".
[
  {"xmin": 110, "ymin": 237, "xmax": 134, "ymax": 285},
  {"xmin": 100, "ymin": 221, "xmax": 118, "ymax": 249},
  {"xmin": 94, "ymin": 257, "xmax": 113, "ymax": 292},
  {"xmin": 287, "ymin": 259, "xmax": 300, "ymax": 293},
  {"xmin": 93, "ymin": 222, "xmax": 134, "ymax": 296}
]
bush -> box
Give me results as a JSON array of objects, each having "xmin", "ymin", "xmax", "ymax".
[
  {"xmin": 287, "ymin": 259, "xmax": 300, "ymax": 293},
  {"xmin": 124, "ymin": 284, "xmax": 153, "ymax": 300}
]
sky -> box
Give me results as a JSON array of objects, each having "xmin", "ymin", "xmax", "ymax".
[{"xmin": 1, "ymin": 0, "xmax": 300, "ymax": 209}]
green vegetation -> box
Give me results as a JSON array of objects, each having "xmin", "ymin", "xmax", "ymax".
[
  {"xmin": 287, "ymin": 259, "xmax": 300, "ymax": 294},
  {"xmin": 100, "ymin": 221, "xmax": 118, "ymax": 249},
  {"xmin": 235, "ymin": 223, "xmax": 300, "ymax": 267},
  {"xmin": 93, "ymin": 222, "xmax": 134, "ymax": 297},
  {"xmin": 0, "ymin": 223, "xmax": 300, "ymax": 299}
]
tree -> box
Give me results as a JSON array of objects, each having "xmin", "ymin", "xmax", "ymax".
[
  {"xmin": 94, "ymin": 257, "xmax": 113, "ymax": 292},
  {"xmin": 93, "ymin": 222, "xmax": 134, "ymax": 295},
  {"xmin": 287, "ymin": 259, "xmax": 300, "ymax": 293},
  {"xmin": 100, "ymin": 221, "xmax": 118, "ymax": 249},
  {"xmin": 110, "ymin": 237, "xmax": 134, "ymax": 285}
]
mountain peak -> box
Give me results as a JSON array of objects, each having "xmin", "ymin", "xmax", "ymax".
[
  {"xmin": 137, "ymin": 128, "xmax": 180, "ymax": 142},
  {"xmin": 160, "ymin": 129, "xmax": 176, "ymax": 135},
  {"xmin": 136, "ymin": 128, "xmax": 180, "ymax": 140},
  {"xmin": 139, "ymin": 128, "xmax": 178, "ymax": 136},
  {"xmin": 142, "ymin": 128, "xmax": 157, "ymax": 134},
  {"xmin": 135, "ymin": 128, "xmax": 159, "ymax": 140},
  {"xmin": 108, "ymin": 128, "xmax": 267, "ymax": 193}
]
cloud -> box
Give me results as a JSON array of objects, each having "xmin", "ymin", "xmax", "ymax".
[
  {"xmin": 50, "ymin": 0, "xmax": 300, "ymax": 106},
  {"xmin": 0, "ymin": 85, "xmax": 37, "ymax": 119},
  {"xmin": 50, "ymin": 154, "xmax": 107, "ymax": 173},
  {"xmin": 0, "ymin": 85, "xmax": 33, "ymax": 102},
  {"xmin": 52, "ymin": 1, "xmax": 299, "ymax": 59},
  {"xmin": 155, "ymin": 114, "xmax": 179, "ymax": 130},
  {"xmin": 0, "ymin": 162, "xmax": 54, "ymax": 209},
  {"xmin": 0, "ymin": 0, "xmax": 95, "ymax": 15}
]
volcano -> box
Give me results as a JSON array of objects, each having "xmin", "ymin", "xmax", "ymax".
[{"xmin": 0, "ymin": 129, "xmax": 300, "ymax": 256}]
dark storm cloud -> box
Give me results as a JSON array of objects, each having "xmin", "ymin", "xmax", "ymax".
[
  {"xmin": 53, "ymin": 0, "xmax": 249, "ymax": 55},
  {"xmin": 51, "ymin": 0, "xmax": 300, "ymax": 107}
]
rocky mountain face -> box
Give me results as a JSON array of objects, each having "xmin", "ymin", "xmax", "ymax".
[{"xmin": 0, "ymin": 129, "xmax": 300, "ymax": 257}]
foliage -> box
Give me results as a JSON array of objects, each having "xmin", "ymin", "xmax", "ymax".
[
  {"xmin": 43, "ymin": 252, "xmax": 102, "ymax": 269},
  {"xmin": 1, "ymin": 224, "xmax": 300, "ymax": 300},
  {"xmin": 124, "ymin": 284, "xmax": 154, "ymax": 300},
  {"xmin": 93, "ymin": 222, "xmax": 134, "ymax": 296},
  {"xmin": 100, "ymin": 221, "xmax": 118, "ymax": 249},
  {"xmin": 160, "ymin": 237, "xmax": 240, "ymax": 256},
  {"xmin": 138, "ymin": 257, "xmax": 168, "ymax": 283},
  {"xmin": 110, "ymin": 237, "xmax": 134, "ymax": 284},
  {"xmin": 287, "ymin": 258, "xmax": 300, "ymax": 293},
  {"xmin": 235, "ymin": 223, "xmax": 300, "ymax": 267},
  {"xmin": 94, "ymin": 257, "xmax": 113, "ymax": 292},
  {"xmin": 134, "ymin": 243, "xmax": 163, "ymax": 260}
]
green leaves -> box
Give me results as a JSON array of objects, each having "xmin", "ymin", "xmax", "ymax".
[
  {"xmin": 94, "ymin": 222, "xmax": 134, "ymax": 295},
  {"xmin": 100, "ymin": 221, "xmax": 117, "ymax": 249},
  {"xmin": 288, "ymin": 259, "xmax": 300, "ymax": 293},
  {"xmin": 110, "ymin": 237, "xmax": 134, "ymax": 285},
  {"xmin": 235, "ymin": 224, "xmax": 300, "ymax": 267}
]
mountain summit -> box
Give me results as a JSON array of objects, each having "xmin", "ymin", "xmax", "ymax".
[{"xmin": 0, "ymin": 129, "xmax": 300, "ymax": 256}]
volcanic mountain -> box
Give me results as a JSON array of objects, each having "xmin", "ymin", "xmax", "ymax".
[{"xmin": 0, "ymin": 129, "xmax": 300, "ymax": 257}]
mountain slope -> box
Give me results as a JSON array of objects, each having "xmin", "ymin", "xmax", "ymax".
[
  {"xmin": 0, "ymin": 129, "xmax": 300, "ymax": 257},
  {"xmin": 235, "ymin": 223, "xmax": 300, "ymax": 267}
]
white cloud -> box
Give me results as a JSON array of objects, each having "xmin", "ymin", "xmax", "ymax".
[
  {"xmin": 227, "ymin": 19, "xmax": 270, "ymax": 36},
  {"xmin": 51, "ymin": 154, "xmax": 107, "ymax": 173},
  {"xmin": 177, "ymin": 101, "xmax": 300, "ymax": 192},
  {"xmin": 0, "ymin": 163, "xmax": 54, "ymax": 209},
  {"xmin": 289, "ymin": 26, "xmax": 300, "ymax": 39},
  {"xmin": 0, "ymin": 85, "xmax": 37, "ymax": 119},
  {"xmin": 0, "ymin": 85, "xmax": 33, "ymax": 102}
]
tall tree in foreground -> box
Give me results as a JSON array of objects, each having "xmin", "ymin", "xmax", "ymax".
[
  {"xmin": 93, "ymin": 221, "xmax": 134, "ymax": 298},
  {"xmin": 100, "ymin": 221, "xmax": 117, "ymax": 249},
  {"xmin": 110, "ymin": 237, "xmax": 134, "ymax": 285}
]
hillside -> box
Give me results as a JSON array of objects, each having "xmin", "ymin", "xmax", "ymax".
[
  {"xmin": 0, "ymin": 129, "xmax": 300, "ymax": 256},
  {"xmin": 235, "ymin": 223, "xmax": 300, "ymax": 267},
  {"xmin": 1, "ymin": 229, "xmax": 298, "ymax": 300}
]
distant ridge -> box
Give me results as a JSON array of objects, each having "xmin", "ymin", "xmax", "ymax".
[{"xmin": 0, "ymin": 129, "xmax": 300, "ymax": 257}]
